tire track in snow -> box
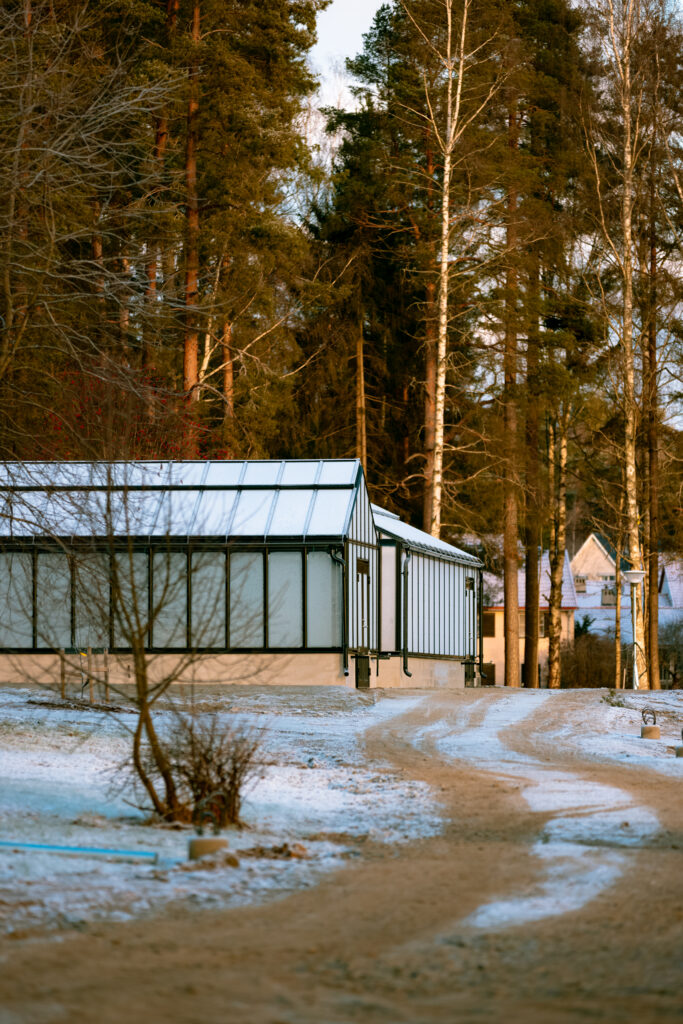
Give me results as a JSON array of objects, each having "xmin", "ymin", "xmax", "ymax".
[{"xmin": 412, "ymin": 692, "xmax": 659, "ymax": 930}]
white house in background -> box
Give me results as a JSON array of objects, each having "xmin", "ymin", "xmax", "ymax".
[
  {"xmin": 482, "ymin": 551, "xmax": 577, "ymax": 687},
  {"xmin": 570, "ymin": 532, "xmax": 683, "ymax": 646}
]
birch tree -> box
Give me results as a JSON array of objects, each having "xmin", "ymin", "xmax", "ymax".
[
  {"xmin": 401, "ymin": 0, "xmax": 504, "ymax": 538},
  {"xmin": 584, "ymin": 0, "xmax": 655, "ymax": 688}
]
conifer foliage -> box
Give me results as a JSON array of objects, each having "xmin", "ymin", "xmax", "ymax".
[{"xmin": 0, "ymin": 0, "xmax": 681, "ymax": 688}]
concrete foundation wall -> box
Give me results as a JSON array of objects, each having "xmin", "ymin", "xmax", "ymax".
[{"xmin": 0, "ymin": 651, "xmax": 468, "ymax": 690}]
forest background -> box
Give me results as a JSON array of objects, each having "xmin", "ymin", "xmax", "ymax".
[{"xmin": 1, "ymin": 0, "xmax": 681, "ymax": 688}]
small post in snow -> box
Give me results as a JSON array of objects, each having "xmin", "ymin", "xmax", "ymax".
[{"xmin": 59, "ymin": 649, "xmax": 65, "ymax": 700}]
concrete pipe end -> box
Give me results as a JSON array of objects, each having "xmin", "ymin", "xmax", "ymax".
[{"xmin": 188, "ymin": 837, "xmax": 228, "ymax": 861}]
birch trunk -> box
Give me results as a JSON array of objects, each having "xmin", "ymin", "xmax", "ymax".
[
  {"xmin": 428, "ymin": 0, "xmax": 469, "ymax": 539},
  {"xmin": 619, "ymin": 15, "xmax": 648, "ymax": 688}
]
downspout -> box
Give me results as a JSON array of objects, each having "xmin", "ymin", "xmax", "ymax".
[
  {"xmin": 478, "ymin": 566, "xmax": 484, "ymax": 684},
  {"xmin": 401, "ymin": 547, "xmax": 412, "ymax": 677},
  {"xmin": 330, "ymin": 548, "xmax": 349, "ymax": 676}
]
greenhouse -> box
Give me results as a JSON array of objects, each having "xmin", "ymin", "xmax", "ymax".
[{"xmin": 0, "ymin": 460, "xmax": 483, "ymax": 689}]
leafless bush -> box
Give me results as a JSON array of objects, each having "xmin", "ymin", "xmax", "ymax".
[
  {"xmin": 165, "ymin": 714, "xmax": 263, "ymax": 828},
  {"xmin": 118, "ymin": 712, "xmax": 263, "ymax": 827}
]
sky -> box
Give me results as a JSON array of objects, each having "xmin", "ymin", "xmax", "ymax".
[{"xmin": 309, "ymin": 0, "xmax": 386, "ymax": 106}]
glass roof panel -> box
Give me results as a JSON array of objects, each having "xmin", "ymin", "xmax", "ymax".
[
  {"xmin": 166, "ymin": 463, "xmax": 209, "ymax": 487},
  {"xmin": 230, "ymin": 489, "xmax": 275, "ymax": 535},
  {"xmin": 267, "ymin": 489, "xmax": 315, "ymax": 536},
  {"xmin": 242, "ymin": 462, "xmax": 281, "ymax": 486},
  {"xmin": 154, "ymin": 490, "xmax": 204, "ymax": 535},
  {"xmin": 192, "ymin": 489, "xmax": 237, "ymax": 534},
  {"xmin": 317, "ymin": 461, "xmax": 358, "ymax": 485},
  {"xmin": 279, "ymin": 462, "xmax": 319, "ymax": 486},
  {"xmin": 202, "ymin": 462, "xmax": 246, "ymax": 487},
  {"xmin": 113, "ymin": 489, "xmax": 164, "ymax": 535},
  {"xmin": 305, "ymin": 488, "xmax": 353, "ymax": 536}
]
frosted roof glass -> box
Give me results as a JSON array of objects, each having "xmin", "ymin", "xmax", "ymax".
[
  {"xmin": 318, "ymin": 461, "xmax": 357, "ymax": 485},
  {"xmin": 242, "ymin": 462, "xmax": 281, "ymax": 485},
  {"xmin": 154, "ymin": 490, "xmax": 204, "ymax": 535},
  {"xmin": 230, "ymin": 489, "xmax": 275, "ymax": 535},
  {"xmin": 306, "ymin": 488, "xmax": 353, "ymax": 536},
  {"xmin": 268, "ymin": 489, "xmax": 315, "ymax": 535},
  {"xmin": 203, "ymin": 462, "xmax": 245, "ymax": 487},
  {"xmin": 166, "ymin": 463, "xmax": 208, "ymax": 487},
  {"xmin": 279, "ymin": 462, "xmax": 319, "ymax": 485},
  {"xmin": 192, "ymin": 489, "xmax": 238, "ymax": 534}
]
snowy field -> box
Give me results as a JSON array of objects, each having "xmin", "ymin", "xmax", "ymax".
[
  {"xmin": 1, "ymin": 684, "xmax": 681, "ymax": 939},
  {"xmin": 0, "ymin": 686, "xmax": 440, "ymax": 937}
]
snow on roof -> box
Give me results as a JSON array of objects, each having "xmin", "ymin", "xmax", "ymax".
[
  {"xmin": 371, "ymin": 505, "xmax": 482, "ymax": 566},
  {"xmin": 484, "ymin": 551, "xmax": 577, "ymax": 609},
  {"xmin": 0, "ymin": 460, "xmax": 362, "ymax": 540}
]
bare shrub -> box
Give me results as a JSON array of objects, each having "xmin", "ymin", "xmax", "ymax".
[{"xmin": 166, "ymin": 714, "xmax": 263, "ymax": 829}]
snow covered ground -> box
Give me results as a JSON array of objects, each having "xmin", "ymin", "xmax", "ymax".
[
  {"xmin": 2, "ymin": 684, "xmax": 681, "ymax": 939},
  {"xmin": 412, "ymin": 689, "xmax": 682, "ymax": 932},
  {"xmin": 0, "ymin": 686, "xmax": 440, "ymax": 936}
]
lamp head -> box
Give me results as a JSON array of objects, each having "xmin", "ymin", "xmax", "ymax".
[{"xmin": 623, "ymin": 569, "xmax": 646, "ymax": 585}]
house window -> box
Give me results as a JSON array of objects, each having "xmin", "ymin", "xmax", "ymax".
[
  {"xmin": 483, "ymin": 611, "xmax": 496, "ymax": 637},
  {"xmin": 575, "ymin": 575, "xmax": 586, "ymax": 593}
]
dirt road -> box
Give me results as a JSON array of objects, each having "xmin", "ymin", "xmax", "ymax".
[{"xmin": 1, "ymin": 689, "xmax": 682, "ymax": 1024}]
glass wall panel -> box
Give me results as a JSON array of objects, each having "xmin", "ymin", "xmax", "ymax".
[
  {"xmin": 74, "ymin": 554, "xmax": 110, "ymax": 648},
  {"xmin": 229, "ymin": 551, "xmax": 264, "ymax": 647},
  {"xmin": 36, "ymin": 552, "xmax": 72, "ymax": 648},
  {"xmin": 268, "ymin": 551, "xmax": 303, "ymax": 647},
  {"xmin": 0, "ymin": 553, "xmax": 33, "ymax": 647},
  {"xmin": 307, "ymin": 551, "xmax": 342, "ymax": 647},
  {"xmin": 191, "ymin": 551, "xmax": 226, "ymax": 648},
  {"xmin": 152, "ymin": 551, "xmax": 187, "ymax": 648},
  {"xmin": 113, "ymin": 551, "xmax": 149, "ymax": 648}
]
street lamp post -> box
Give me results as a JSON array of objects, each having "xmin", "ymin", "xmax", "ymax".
[{"xmin": 623, "ymin": 568, "xmax": 646, "ymax": 690}]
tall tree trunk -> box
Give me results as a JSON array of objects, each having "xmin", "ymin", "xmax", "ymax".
[
  {"xmin": 547, "ymin": 411, "xmax": 568, "ymax": 689},
  {"xmin": 503, "ymin": 110, "xmax": 520, "ymax": 689},
  {"xmin": 620, "ymin": 12, "xmax": 648, "ymax": 688},
  {"xmin": 429, "ymin": 0, "xmax": 469, "ymax": 539},
  {"xmin": 183, "ymin": 1, "xmax": 201, "ymax": 454},
  {"xmin": 356, "ymin": 315, "xmax": 367, "ymax": 472},
  {"xmin": 615, "ymin": 502, "xmax": 624, "ymax": 688},
  {"xmin": 646, "ymin": 169, "xmax": 660, "ymax": 688},
  {"xmin": 423, "ymin": 301, "xmax": 436, "ymax": 529},
  {"xmin": 523, "ymin": 261, "xmax": 541, "ymax": 688}
]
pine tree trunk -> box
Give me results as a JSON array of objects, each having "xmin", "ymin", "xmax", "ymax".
[
  {"xmin": 547, "ymin": 412, "xmax": 567, "ymax": 689},
  {"xmin": 646, "ymin": 170, "xmax": 660, "ymax": 688},
  {"xmin": 523, "ymin": 261, "xmax": 541, "ymax": 688},
  {"xmin": 503, "ymin": 109, "xmax": 520, "ymax": 688},
  {"xmin": 183, "ymin": 1, "xmax": 201, "ymax": 454},
  {"xmin": 423, "ymin": 285, "xmax": 437, "ymax": 529},
  {"xmin": 356, "ymin": 315, "xmax": 367, "ymax": 472}
]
